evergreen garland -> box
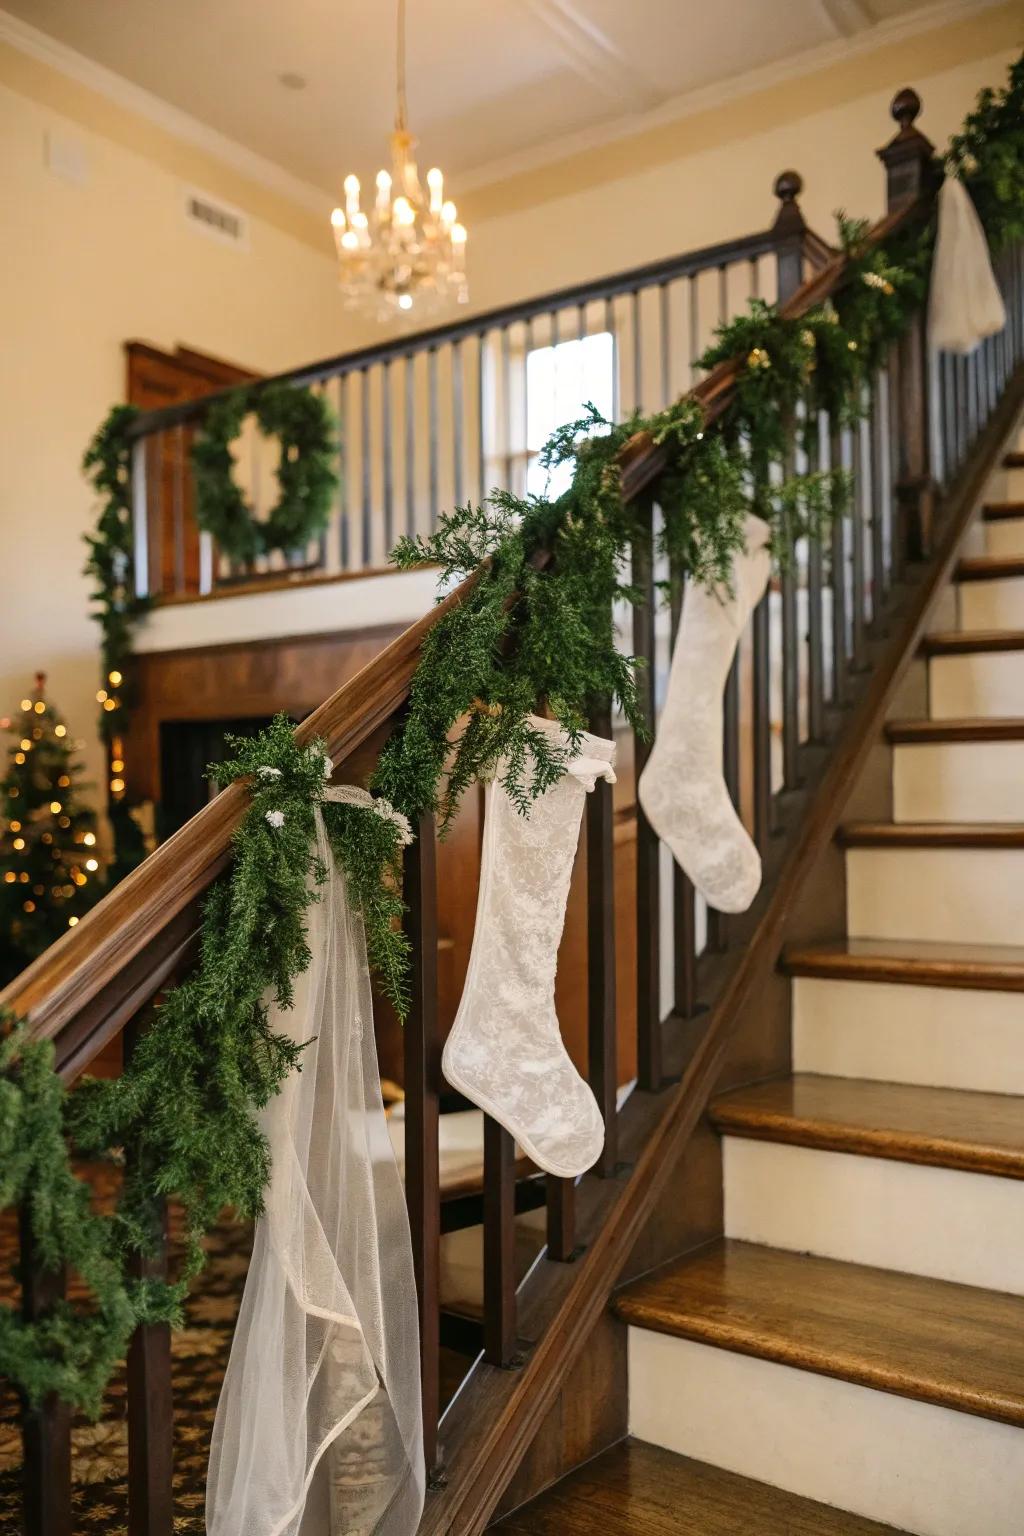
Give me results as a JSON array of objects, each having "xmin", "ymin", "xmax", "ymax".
[
  {"xmin": 14, "ymin": 48, "xmax": 1019, "ymax": 1418},
  {"xmin": 1, "ymin": 718, "xmax": 410, "ymax": 1413},
  {"xmin": 191, "ymin": 383, "xmax": 339, "ymax": 564}
]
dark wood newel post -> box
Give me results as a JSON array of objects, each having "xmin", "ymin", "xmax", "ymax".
[
  {"xmin": 771, "ymin": 169, "xmax": 807, "ymax": 301},
  {"xmin": 877, "ymin": 87, "xmax": 940, "ymax": 561},
  {"xmin": 19, "ymin": 1212, "xmax": 72, "ymax": 1536}
]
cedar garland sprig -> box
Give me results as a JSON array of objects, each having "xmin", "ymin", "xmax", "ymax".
[{"xmin": 0, "ymin": 718, "xmax": 411, "ymax": 1413}]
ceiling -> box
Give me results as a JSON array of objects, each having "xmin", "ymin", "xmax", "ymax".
[{"xmin": 3, "ymin": 0, "xmax": 972, "ymax": 200}]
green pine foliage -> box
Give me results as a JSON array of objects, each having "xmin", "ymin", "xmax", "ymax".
[
  {"xmin": 948, "ymin": 50, "xmax": 1024, "ymax": 251},
  {"xmin": 191, "ymin": 383, "xmax": 339, "ymax": 563},
  {"xmin": 1, "ymin": 718, "xmax": 411, "ymax": 1413},
  {"xmin": 0, "ymin": 681, "xmax": 100, "ymax": 985}
]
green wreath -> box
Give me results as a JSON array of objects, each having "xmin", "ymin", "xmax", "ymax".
[{"xmin": 191, "ymin": 383, "xmax": 339, "ymax": 564}]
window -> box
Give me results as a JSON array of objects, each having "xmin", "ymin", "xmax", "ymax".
[{"xmin": 525, "ymin": 331, "xmax": 616, "ymax": 498}]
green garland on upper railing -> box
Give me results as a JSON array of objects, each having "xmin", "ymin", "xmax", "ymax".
[
  {"xmin": 1, "ymin": 717, "xmax": 409, "ymax": 1413},
  {"xmin": 7, "ymin": 51, "xmax": 1017, "ymax": 1417}
]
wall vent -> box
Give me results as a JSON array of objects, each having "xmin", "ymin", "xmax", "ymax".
[{"xmin": 183, "ymin": 188, "xmax": 249, "ymax": 250}]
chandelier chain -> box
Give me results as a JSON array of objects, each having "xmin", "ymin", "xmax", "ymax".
[{"xmin": 395, "ymin": 0, "xmax": 408, "ymax": 134}]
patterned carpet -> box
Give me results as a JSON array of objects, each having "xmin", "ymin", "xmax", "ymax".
[{"xmin": 0, "ymin": 1193, "xmax": 253, "ymax": 1535}]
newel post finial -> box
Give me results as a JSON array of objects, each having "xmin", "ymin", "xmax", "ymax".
[
  {"xmin": 771, "ymin": 169, "xmax": 806, "ymax": 302},
  {"xmin": 877, "ymin": 85, "xmax": 938, "ymax": 211}
]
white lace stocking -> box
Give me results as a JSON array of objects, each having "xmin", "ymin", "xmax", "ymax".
[
  {"xmin": 442, "ymin": 716, "xmax": 616, "ymax": 1179},
  {"xmin": 638, "ymin": 514, "xmax": 771, "ymax": 915}
]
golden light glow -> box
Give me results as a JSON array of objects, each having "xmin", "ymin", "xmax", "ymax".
[
  {"xmin": 83, "ymin": 832, "xmax": 96, "ymax": 847},
  {"xmin": 19, "ymin": 739, "xmax": 30, "ymax": 750},
  {"xmin": 18, "ymin": 872, "xmax": 28, "ymax": 883},
  {"xmin": 33, "ymin": 702, "xmax": 45, "ymax": 714},
  {"xmin": 54, "ymin": 725, "xmax": 66, "ymax": 738},
  {"xmin": 68, "ymin": 915, "xmax": 79, "ymax": 927},
  {"xmin": 108, "ymin": 670, "xmax": 123, "ymax": 687},
  {"xmin": 9, "ymin": 821, "xmax": 20, "ymax": 832},
  {"xmin": 58, "ymin": 775, "xmax": 70, "ymax": 787},
  {"xmin": 3, "ymin": 872, "xmax": 14, "ymax": 884},
  {"xmin": 14, "ymin": 753, "xmax": 24, "ymax": 765},
  {"xmin": 110, "ymin": 778, "xmax": 125, "ymax": 794},
  {"xmin": 12, "ymin": 838, "xmax": 25, "ymax": 851},
  {"xmin": 111, "ymin": 759, "xmax": 124, "ymax": 774},
  {"xmin": 96, "ymin": 689, "xmax": 107, "ymax": 703},
  {"xmin": 85, "ymin": 858, "xmax": 99, "ymax": 872},
  {"xmin": 19, "ymin": 698, "xmax": 31, "ymax": 711},
  {"xmin": 103, "ymin": 699, "xmax": 117, "ymax": 713},
  {"xmin": 50, "ymin": 801, "xmax": 62, "ymax": 814},
  {"xmin": 23, "ymin": 900, "xmax": 35, "ymax": 913},
  {"xmin": 58, "ymin": 816, "xmax": 70, "ymax": 828}
]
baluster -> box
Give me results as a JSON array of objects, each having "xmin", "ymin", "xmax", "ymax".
[
  {"xmin": 605, "ymin": 297, "xmax": 619, "ymax": 422},
  {"xmin": 773, "ymin": 168, "xmax": 807, "ymax": 788},
  {"xmin": 19, "ymin": 1209, "xmax": 72, "ymax": 1536},
  {"xmin": 705, "ymin": 654, "xmax": 739, "ymax": 952},
  {"xmin": 124, "ymin": 1024, "xmax": 173, "ymax": 1536},
  {"xmin": 382, "ymin": 362, "xmax": 394, "ymax": 557},
  {"xmin": 870, "ymin": 372, "xmax": 888, "ymax": 613},
  {"xmin": 477, "ymin": 332, "xmax": 487, "ymax": 503},
  {"xmin": 546, "ymin": 1173, "xmax": 577, "ymax": 1264},
  {"xmin": 336, "ymin": 372, "xmax": 350, "ymax": 571},
  {"xmin": 483, "ymin": 1117, "xmax": 517, "ymax": 1367},
  {"xmin": 670, "ymin": 576, "xmax": 698, "ymax": 1015},
  {"xmin": 850, "ymin": 418, "xmax": 868, "ymax": 669},
  {"xmin": 587, "ymin": 699, "xmax": 618, "ymax": 1173},
  {"xmin": 877, "ymin": 89, "xmax": 938, "ymax": 563},
  {"xmin": 751, "ymin": 584, "xmax": 773, "ymax": 849},
  {"xmin": 829, "ymin": 423, "xmax": 849, "ymax": 706},
  {"xmin": 131, "ymin": 436, "xmax": 150, "ymax": 601},
  {"xmin": 632, "ymin": 495, "xmax": 662, "ymax": 1090},
  {"xmin": 405, "ymin": 355, "xmax": 416, "ymax": 539},
  {"xmin": 501, "ymin": 326, "xmax": 513, "ymax": 491},
  {"xmin": 522, "ymin": 318, "xmax": 533, "ymax": 496},
  {"xmin": 806, "ymin": 415, "xmax": 826, "ymax": 741},
  {"xmin": 360, "ymin": 366, "xmax": 371, "ymax": 568},
  {"xmin": 659, "ymin": 281, "xmax": 671, "ymax": 409},
  {"xmin": 428, "ymin": 347, "xmax": 439, "ymax": 528},
  {"xmin": 632, "ymin": 290, "xmax": 643, "ymax": 411},
  {"xmin": 402, "ymin": 818, "xmax": 441, "ymax": 1473},
  {"xmin": 452, "ymin": 340, "xmax": 464, "ymax": 509},
  {"xmin": 688, "ymin": 274, "xmax": 700, "ymax": 382},
  {"xmin": 172, "ymin": 424, "xmax": 185, "ymax": 594}
]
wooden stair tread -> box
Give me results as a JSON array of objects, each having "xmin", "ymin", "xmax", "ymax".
[
  {"xmin": 983, "ymin": 501, "xmax": 1024, "ymax": 521},
  {"xmin": 782, "ymin": 937, "xmax": 1024, "ymax": 992},
  {"xmin": 956, "ymin": 554, "xmax": 1024, "ymax": 582},
  {"xmin": 709, "ymin": 1073, "xmax": 1024, "ymax": 1178},
  {"xmin": 837, "ymin": 820, "xmax": 1024, "ymax": 848},
  {"xmin": 920, "ymin": 628, "xmax": 1024, "ymax": 656},
  {"xmin": 613, "ymin": 1240, "xmax": 1024, "ymax": 1430},
  {"xmin": 885, "ymin": 716, "xmax": 1024, "ymax": 743},
  {"xmin": 491, "ymin": 1438, "xmax": 908, "ymax": 1534},
  {"xmin": 1004, "ymin": 450, "xmax": 1024, "ymax": 468}
]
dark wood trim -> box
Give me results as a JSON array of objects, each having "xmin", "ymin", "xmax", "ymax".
[
  {"xmin": 920, "ymin": 629, "xmax": 1024, "ymax": 656},
  {"xmin": 782, "ymin": 938, "xmax": 1024, "ymax": 992},
  {"xmin": 1004, "ymin": 451, "xmax": 1024, "ymax": 468},
  {"xmin": 837, "ymin": 821, "xmax": 1024, "ymax": 848},
  {"xmin": 614, "ymin": 1240, "xmax": 1024, "ymax": 1430},
  {"xmin": 709, "ymin": 1075, "xmax": 1024, "ymax": 1181},
  {"xmin": 150, "ymin": 563, "xmax": 408, "ymax": 608},
  {"xmin": 885, "ymin": 717, "xmax": 1024, "ymax": 743},
  {"xmin": 982, "ymin": 501, "xmax": 1024, "ymax": 521},
  {"xmin": 956, "ymin": 554, "xmax": 1024, "ymax": 582},
  {"xmin": 418, "ymin": 359, "xmax": 1024, "ymax": 1536}
]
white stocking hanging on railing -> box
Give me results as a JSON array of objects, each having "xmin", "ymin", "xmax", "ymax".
[
  {"xmin": 929, "ymin": 174, "xmax": 1006, "ymax": 354},
  {"xmin": 206, "ymin": 792, "xmax": 424, "ymax": 1536}
]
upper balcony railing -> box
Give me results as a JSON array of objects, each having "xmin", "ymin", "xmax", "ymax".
[{"xmin": 127, "ymin": 174, "xmax": 833, "ymax": 601}]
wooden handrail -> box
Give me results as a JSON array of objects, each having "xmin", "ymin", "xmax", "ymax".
[
  {"xmin": 2, "ymin": 197, "xmax": 926, "ymax": 1072},
  {"xmin": 618, "ymin": 198, "xmax": 926, "ymax": 503}
]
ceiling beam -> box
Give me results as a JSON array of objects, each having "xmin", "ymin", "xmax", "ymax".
[
  {"xmin": 516, "ymin": 0, "xmax": 665, "ymax": 111},
  {"xmin": 818, "ymin": 0, "xmax": 875, "ymax": 36}
]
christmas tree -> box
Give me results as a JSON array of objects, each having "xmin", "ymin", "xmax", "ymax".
[{"xmin": 0, "ymin": 674, "xmax": 100, "ymax": 984}]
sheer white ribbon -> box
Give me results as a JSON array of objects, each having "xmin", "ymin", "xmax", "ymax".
[
  {"xmin": 206, "ymin": 791, "xmax": 424, "ymax": 1536},
  {"xmin": 930, "ymin": 174, "xmax": 1006, "ymax": 355}
]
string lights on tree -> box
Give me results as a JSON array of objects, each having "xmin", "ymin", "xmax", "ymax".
[{"xmin": 0, "ymin": 675, "xmax": 100, "ymax": 984}]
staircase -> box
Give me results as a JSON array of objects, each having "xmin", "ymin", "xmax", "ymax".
[{"xmin": 503, "ymin": 440, "xmax": 1024, "ymax": 1534}]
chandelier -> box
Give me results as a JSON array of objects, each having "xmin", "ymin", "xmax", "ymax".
[{"xmin": 331, "ymin": 0, "xmax": 468, "ymax": 318}]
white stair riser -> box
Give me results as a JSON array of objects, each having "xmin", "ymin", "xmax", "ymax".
[
  {"xmin": 845, "ymin": 845, "xmax": 1024, "ymax": 945},
  {"xmin": 628, "ymin": 1330, "xmax": 1024, "ymax": 1536},
  {"xmin": 986, "ymin": 465, "xmax": 1024, "ymax": 502},
  {"xmin": 929, "ymin": 652, "xmax": 1024, "ymax": 719},
  {"xmin": 893, "ymin": 740, "xmax": 1024, "ymax": 823},
  {"xmin": 985, "ymin": 518, "xmax": 1024, "ymax": 558},
  {"xmin": 792, "ymin": 976, "xmax": 1024, "ymax": 1094},
  {"xmin": 959, "ymin": 576, "xmax": 1024, "ymax": 631},
  {"xmin": 723, "ymin": 1136, "xmax": 1024, "ymax": 1295}
]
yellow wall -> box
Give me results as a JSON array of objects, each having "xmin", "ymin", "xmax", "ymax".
[{"xmin": 0, "ymin": 71, "xmax": 355, "ymax": 801}]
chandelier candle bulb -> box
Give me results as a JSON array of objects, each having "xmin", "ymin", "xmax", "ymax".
[{"xmin": 427, "ymin": 166, "xmax": 443, "ymax": 213}]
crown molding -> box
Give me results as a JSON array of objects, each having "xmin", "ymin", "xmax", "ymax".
[
  {"xmin": 0, "ymin": 7, "xmax": 333, "ymax": 216},
  {"xmin": 457, "ymin": 0, "xmax": 1005, "ymax": 194},
  {"xmin": 515, "ymin": 0, "xmax": 665, "ymax": 111}
]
